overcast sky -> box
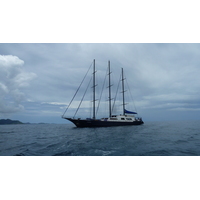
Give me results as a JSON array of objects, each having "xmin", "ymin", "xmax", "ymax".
[{"xmin": 1, "ymin": 43, "xmax": 200, "ymax": 123}]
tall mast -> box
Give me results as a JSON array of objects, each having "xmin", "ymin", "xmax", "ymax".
[
  {"xmin": 108, "ymin": 61, "xmax": 112, "ymax": 117},
  {"xmin": 122, "ymin": 68, "xmax": 125, "ymax": 115},
  {"xmin": 93, "ymin": 59, "xmax": 96, "ymax": 119}
]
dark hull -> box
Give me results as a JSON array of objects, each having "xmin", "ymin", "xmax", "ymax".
[{"xmin": 64, "ymin": 118, "xmax": 144, "ymax": 128}]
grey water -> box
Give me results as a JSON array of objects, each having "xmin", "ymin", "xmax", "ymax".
[{"xmin": 1, "ymin": 121, "xmax": 200, "ymax": 156}]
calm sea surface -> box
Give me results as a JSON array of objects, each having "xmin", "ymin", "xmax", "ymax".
[{"xmin": 1, "ymin": 121, "xmax": 200, "ymax": 156}]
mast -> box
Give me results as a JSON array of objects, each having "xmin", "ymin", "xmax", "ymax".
[
  {"xmin": 93, "ymin": 59, "xmax": 96, "ymax": 119},
  {"xmin": 122, "ymin": 68, "xmax": 125, "ymax": 115},
  {"xmin": 108, "ymin": 61, "xmax": 112, "ymax": 117}
]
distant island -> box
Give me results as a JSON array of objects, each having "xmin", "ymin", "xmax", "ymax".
[
  {"xmin": 0, "ymin": 119, "xmax": 51, "ymax": 125},
  {"xmin": 0, "ymin": 119, "xmax": 23, "ymax": 125}
]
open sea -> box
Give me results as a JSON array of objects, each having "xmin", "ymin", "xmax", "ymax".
[{"xmin": 1, "ymin": 120, "xmax": 200, "ymax": 156}]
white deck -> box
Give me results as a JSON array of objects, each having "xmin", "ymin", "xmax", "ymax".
[{"xmin": 101, "ymin": 115, "xmax": 136, "ymax": 122}]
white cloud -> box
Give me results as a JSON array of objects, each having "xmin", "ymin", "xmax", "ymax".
[
  {"xmin": 41, "ymin": 102, "xmax": 67, "ymax": 106},
  {"xmin": 170, "ymin": 107, "xmax": 200, "ymax": 112},
  {"xmin": 0, "ymin": 55, "xmax": 24, "ymax": 67},
  {"xmin": 0, "ymin": 55, "xmax": 37, "ymax": 116}
]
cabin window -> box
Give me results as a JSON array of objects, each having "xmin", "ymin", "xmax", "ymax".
[
  {"xmin": 121, "ymin": 118, "xmax": 125, "ymax": 120},
  {"xmin": 110, "ymin": 118, "xmax": 117, "ymax": 120},
  {"xmin": 126, "ymin": 118, "xmax": 132, "ymax": 120}
]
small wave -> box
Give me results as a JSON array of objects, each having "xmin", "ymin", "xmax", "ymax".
[
  {"xmin": 144, "ymin": 149, "xmax": 170, "ymax": 156},
  {"xmin": 175, "ymin": 140, "xmax": 188, "ymax": 144},
  {"xmin": 0, "ymin": 131, "xmax": 14, "ymax": 134},
  {"xmin": 45, "ymin": 143, "xmax": 59, "ymax": 149},
  {"xmin": 53, "ymin": 151, "xmax": 74, "ymax": 156},
  {"xmin": 179, "ymin": 150, "xmax": 198, "ymax": 156},
  {"xmin": 5, "ymin": 142, "xmax": 37, "ymax": 152},
  {"xmin": 15, "ymin": 153, "xmax": 26, "ymax": 156},
  {"xmin": 94, "ymin": 149, "xmax": 114, "ymax": 156}
]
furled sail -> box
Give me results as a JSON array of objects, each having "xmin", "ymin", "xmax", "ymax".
[{"xmin": 124, "ymin": 109, "xmax": 137, "ymax": 114}]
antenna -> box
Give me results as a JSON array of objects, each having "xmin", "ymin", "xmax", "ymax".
[
  {"xmin": 93, "ymin": 59, "xmax": 96, "ymax": 119},
  {"xmin": 108, "ymin": 60, "xmax": 112, "ymax": 117},
  {"xmin": 122, "ymin": 68, "xmax": 125, "ymax": 115}
]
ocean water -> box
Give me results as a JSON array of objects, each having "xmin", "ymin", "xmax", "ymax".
[{"xmin": 1, "ymin": 120, "xmax": 200, "ymax": 156}]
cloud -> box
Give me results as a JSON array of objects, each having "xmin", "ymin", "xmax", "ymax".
[{"xmin": 0, "ymin": 55, "xmax": 37, "ymax": 116}]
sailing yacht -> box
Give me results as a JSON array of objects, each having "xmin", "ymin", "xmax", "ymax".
[{"xmin": 62, "ymin": 60, "xmax": 144, "ymax": 127}]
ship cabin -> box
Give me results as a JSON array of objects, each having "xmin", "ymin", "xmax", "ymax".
[{"xmin": 101, "ymin": 115, "xmax": 139, "ymax": 122}]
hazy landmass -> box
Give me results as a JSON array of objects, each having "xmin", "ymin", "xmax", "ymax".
[
  {"xmin": 0, "ymin": 119, "xmax": 23, "ymax": 125},
  {"xmin": 0, "ymin": 119, "xmax": 51, "ymax": 125}
]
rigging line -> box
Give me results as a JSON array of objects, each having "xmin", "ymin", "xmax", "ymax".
[
  {"xmin": 62, "ymin": 61, "xmax": 93, "ymax": 117},
  {"xmin": 112, "ymin": 72, "xmax": 122, "ymax": 114},
  {"xmin": 125, "ymin": 74, "xmax": 138, "ymax": 115},
  {"xmin": 96, "ymin": 66, "xmax": 108, "ymax": 117},
  {"xmin": 73, "ymin": 76, "xmax": 92, "ymax": 118}
]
